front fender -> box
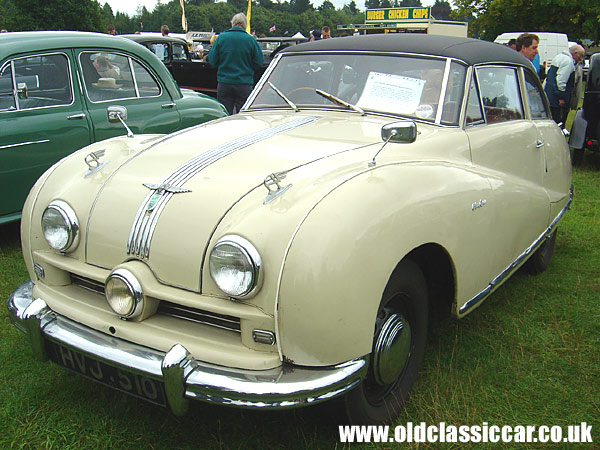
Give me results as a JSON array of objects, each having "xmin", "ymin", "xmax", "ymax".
[{"xmin": 277, "ymin": 163, "xmax": 494, "ymax": 366}]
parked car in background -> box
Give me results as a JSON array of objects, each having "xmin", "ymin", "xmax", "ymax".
[
  {"xmin": 0, "ymin": 31, "xmax": 227, "ymax": 225},
  {"xmin": 124, "ymin": 33, "xmax": 306, "ymax": 97},
  {"xmin": 569, "ymin": 52, "xmax": 600, "ymax": 166},
  {"xmin": 8, "ymin": 34, "xmax": 572, "ymax": 425}
]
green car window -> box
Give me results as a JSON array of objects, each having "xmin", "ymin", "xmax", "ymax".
[
  {"xmin": 1, "ymin": 54, "xmax": 72, "ymax": 110},
  {"xmin": 0, "ymin": 63, "xmax": 16, "ymax": 111},
  {"xmin": 81, "ymin": 52, "xmax": 161, "ymax": 102}
]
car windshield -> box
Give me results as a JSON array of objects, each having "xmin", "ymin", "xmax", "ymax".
[{"xmin": 249, "ymin": 53, "xmax": 466, "ymax": 124}]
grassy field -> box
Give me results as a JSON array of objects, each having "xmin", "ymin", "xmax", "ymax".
[{"xmin": 1, "ymin": 160, "xmax": 599, "ymax": 449}]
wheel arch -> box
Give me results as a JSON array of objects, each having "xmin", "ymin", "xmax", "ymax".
[{"xmin": 401, "ymin": 243, "xmax": 456, "ymax": 320}]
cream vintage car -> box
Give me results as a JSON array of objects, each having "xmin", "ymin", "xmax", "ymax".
[{"xmin": 7, "ymin": 35, "xmax": 572, "ymax": 425}]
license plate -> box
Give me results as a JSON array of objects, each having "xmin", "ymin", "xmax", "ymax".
[{"xmin": 46, "ymin": 340, "xmax": 167, "ymax": 407}]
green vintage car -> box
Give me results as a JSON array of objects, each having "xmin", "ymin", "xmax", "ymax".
[{"xmin": 0, "ymin": 31, "xmax": 227, "ymax": 224}]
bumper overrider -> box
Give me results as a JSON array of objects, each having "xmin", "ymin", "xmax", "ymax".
[{"xmin": 7, "ymin": 280, "xmax": 368, "ymax": 415}]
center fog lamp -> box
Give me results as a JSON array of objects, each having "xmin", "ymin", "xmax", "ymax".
[
  {"xmin": 209, "ymin": 235, "xmax": 262, "ymax": 298},
  {"xmin": 105, "ymin": 269, "xmax": 144, "ymax": 319}
]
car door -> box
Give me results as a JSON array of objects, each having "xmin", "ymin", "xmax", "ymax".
[
  {"xmin": 0, "ymin": 51, "xmax": 91, "ymax": 221},
  {"xmin": 522, "ymin": 69, "xmax": 572, "ymax": 217},
  {"xmin": 464, "ymin": 65, "xmax": 549, "ymax": 279},
  {"xmin": 168, "ymin": 42, "xmax": 198, "ymax": 89},
  {"xmin": 76, "ymin": 50, "xmax": 183, "ymax": 142}
]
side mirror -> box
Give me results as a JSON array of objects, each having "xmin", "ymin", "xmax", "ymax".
[
  {"xmin": 17, "ymin": 82, "xmax": 28, "ymax": 99},
  {"xmin": 369, "ymin": 120, "xmax": 418, "ymax": 167},
  {"xmin": 381, "ymin": 121, "xmax": 417, "ymax": 144},
  {"xmin": 107, "ymin": 105, "xmax": 134, "ymax": 138},
  {"xmin": 107, "ymin": 105, "xmax": 128, "ymax": 122}
]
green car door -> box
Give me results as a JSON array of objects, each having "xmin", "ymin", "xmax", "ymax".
[
  {"xmin": 0, "ymin": 52, "xmax": 92, "ymax": 224},
  {"xmin": 77, "ymin": 50, "xmax": 183, "ymax": 141}
]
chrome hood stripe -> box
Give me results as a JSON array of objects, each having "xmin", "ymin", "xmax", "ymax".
[{"xmin": 127, "ymin": 116, "xmax": 319, "ymax": 258}]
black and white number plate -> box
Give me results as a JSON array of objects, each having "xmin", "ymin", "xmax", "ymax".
[{"xmin": 46, "ymin": 340, "xmax": 167, "ymax": 407}]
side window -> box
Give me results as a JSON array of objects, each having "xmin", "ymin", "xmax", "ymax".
[
  {"xmin": 0, "ymin": 63, "xmax": 16, "ymax": 111},
  {"xmin": 466, "ymin": 78, "xmax": 484, "ymax": 125},
  {"xmin": 11, "ymin": 54, "xmax": 72, "ymax": 109},
  {"xmin": 477, "ymin": 66, "xmax": 523, "ymax": 123},
  {"xmin": 524, "ymin": 70, "xmax": 549, "ymax": 119},
  {"xmin": 150, "ymin": 43, "xmax": 168, "ymax": 62},
  {"xmin": 131, "ymin": 60, "xmax": 161, "ymax": 98},
  {"xmin": 81, "ymin": 52, "xmax": 160, "ymax": 101},
  {"xmin": 441, "ymin": 62, "xmax": 467, "ymax": 125},
  {"xmin": 172, "ymin": 44, "xmax": 187, "ymax": 60}
]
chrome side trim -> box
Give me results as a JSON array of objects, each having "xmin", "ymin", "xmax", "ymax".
[
  {"xmin": 7, "ymin": 280, "xmax": 368, "ymax": 415},
  {"xmin": 127, "ymin": 116, "xmax": 318, "ymax": 259},
  {"xmin": 0, "ymin": 139, "xmax": 50, "ymax": 150},
  {"xmin": 459, "ymin": 188, "xmax": 573, "ymax": 316}
]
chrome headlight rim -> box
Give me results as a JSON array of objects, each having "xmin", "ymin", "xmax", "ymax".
[
  {"xmin": 41, "ymin": 200, "xmax": 80, "ymax": 252},
  {"xmin": 209, "ymin": 234, "xmax": 263, "ymax": 299},
  {"xmin": 105, "ymin": 268, "xmax": 144, "ymax": 319}
]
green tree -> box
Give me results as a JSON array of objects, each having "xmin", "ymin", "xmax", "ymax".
[
  {"xmin": 0, "ymin": 0, "xmax": 104, "ymax": 32},
  {"xmin": 431, "ymin": 0, "xmax": 451, "ymax": 20},
  {"xmin": 453, "ymin": 0, "xmax": 600, "ymax": 43},
  {"xmin": 290, "ymin": 0, "xmax": 313, "ymax": 14}
]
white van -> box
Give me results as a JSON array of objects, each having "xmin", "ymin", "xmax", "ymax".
[{"xmin": 494, "ymin": 32, "xmax": 569, "ymax": 70}]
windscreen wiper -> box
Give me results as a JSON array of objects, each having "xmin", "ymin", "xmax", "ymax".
[
  {"xmin": 315, "ymin": 89, "xmax": 365, "ymax": 116},
  {"xmin": 268, "ymin": 82, "xmax": 299, "ymax": 112}
]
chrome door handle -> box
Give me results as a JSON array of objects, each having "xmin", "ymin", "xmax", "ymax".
[
  {"xmin": 68, "ymin": 113, "xmax": 86, "ymax": 120},
  {"xmin": 161, "ymin": 103, "xmax": 175, "ymax": 109},
  {"xmin": 535, "ymin": 139, "xmax": 544, "ymax": 148}
]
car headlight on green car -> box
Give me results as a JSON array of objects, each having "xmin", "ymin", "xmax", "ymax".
[
  {"xmin": 41, "ymin": 200, "xmax": 80, "ymax": 252},
  {"xmin": 209, "ymin": 235, "xmax": 263, "ymax": 298}
]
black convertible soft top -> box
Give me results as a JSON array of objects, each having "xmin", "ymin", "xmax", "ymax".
[{"xmin": 282, "ymin": 34, "xmax": 532, "ymax": 68}]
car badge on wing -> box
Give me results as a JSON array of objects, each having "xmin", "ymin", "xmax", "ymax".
[
  {"xmin": 84, "ymin": 149, "xmax": 109, "ymax": 178},
  {"xmin": 263, "ymin": 171, "xmax": 292, "ymax": 204},
  {"xmin": 143, "ymin": 183, "xmax": 191, "ymax": 212}
]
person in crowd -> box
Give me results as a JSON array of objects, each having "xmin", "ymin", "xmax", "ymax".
[
  {"xmin": 507, "ymin": 38, "xmax": 517, "ymax": 50},
  {"xmin": 93, "ymin": 55, "xmax": 120, "ymax": 79},
  {"xmin": 208, "ymin": 13, "xmax": 263, "ymax": 114},
  {"xmin": 516, "ymin": 33, "xmax": 539, "ymax": 67},
  {"xmin": 569, "ymin": 55, "xmax": 584, "ymax": 112},
  {"xmin": 321, "ymin": 26, "xmax": 331, "ymax": 39},
  {"xmin": 106, "ymin": 24, "xmax": 117, "ymax": 35},
  {"xmin": 193, "ymin": 43, "xmax": 204, "ymax": 59},
  {"xmin": 544, "ymin": 44, "xmax": 585, "ymax": 125},
  {"xmin": 309, "ymin": 29, "xmax": 321, "ymax": 41},
  {"xmin": 161, "ymin": 25, "xmax": 169, "ymax": 36}
]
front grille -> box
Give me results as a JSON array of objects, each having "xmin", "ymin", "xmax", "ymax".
[
  {"xmin": 157, "ymin": 302, "xmax": 241, "ymax": 333},
  {"xmin": 71, "ymin": 273, "xmax": 105, "ymax": 295},
  {"xmin": 70, "ymin": 273, "xmax": 241, "ymax": 333}
]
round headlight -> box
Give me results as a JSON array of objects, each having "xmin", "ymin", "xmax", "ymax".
[
  {"xmin": 105, "ymin": 269, "xmax": 144, "ymax": 319},
  {"xmin": 41, "ymin": 200, "xmax": 80, "ymax": 252},
  {"xmin": 209, "ymin": 235, "xmax": 262, "ymax": 298}
]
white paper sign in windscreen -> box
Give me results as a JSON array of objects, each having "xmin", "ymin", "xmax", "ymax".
[{"xmin": 356, "ymin": 72, "xmax": 425, "ymax": 114}]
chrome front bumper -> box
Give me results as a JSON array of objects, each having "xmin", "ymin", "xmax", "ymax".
[{"xmin": 7, "ymin": 280, "xmax": 368, "ymax": 415}]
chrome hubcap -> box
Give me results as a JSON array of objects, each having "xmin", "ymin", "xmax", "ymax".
[{"xmin": 372, "ymin": 313, "xmax": 411, "ymax": 386}]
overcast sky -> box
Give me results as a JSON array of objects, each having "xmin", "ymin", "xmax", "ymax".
[{"xmin": 104, "ymin": 0, "xmax": 437, "ymax": 17}]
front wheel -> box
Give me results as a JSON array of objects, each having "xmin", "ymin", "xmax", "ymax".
[
  {"xmin": 343, "ymin": 260, "xmax": 428, "ymax": 424},
  {"xmin": 525, "ymin": 230, "xmax": 557, "ymax": 275}
]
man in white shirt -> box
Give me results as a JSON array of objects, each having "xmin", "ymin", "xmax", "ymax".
[{"xmin": 544, "ymin": 44, "xmax": 585, "ymax": 125}]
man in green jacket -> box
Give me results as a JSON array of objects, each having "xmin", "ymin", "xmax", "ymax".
[{"xmin": 209, "ymin": 13, "xmax": 264, "ymax": 114}]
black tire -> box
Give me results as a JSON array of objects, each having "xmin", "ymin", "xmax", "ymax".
[
  {"xmin": 343, "ymin": 260, "xmax": 428, "ymax": 425},
  {"xmin": 572, "ymin": 148, "xmax": 584, "ymax": 166},
  {"xmin": 525, "ymin": 230, "xmax": 557, "ymax": 275}
]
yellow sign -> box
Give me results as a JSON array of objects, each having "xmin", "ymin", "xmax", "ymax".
[{"xmin": 365, "ymin": 7, "xmax": 431, "ymax": 23}]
